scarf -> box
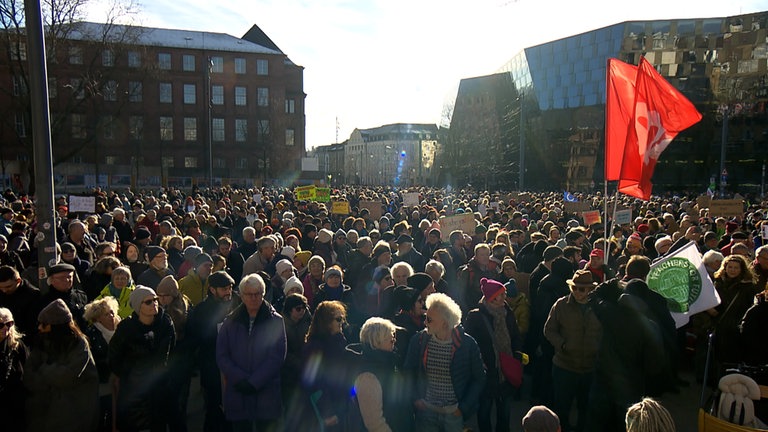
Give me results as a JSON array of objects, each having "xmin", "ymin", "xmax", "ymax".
[
  {"xmin": 486, "ymin": 303, "xmax": 512, "ymax": 355},
  {"xmin": 94, "ymin": 322, "xmax": 116, "ymax": 343}
]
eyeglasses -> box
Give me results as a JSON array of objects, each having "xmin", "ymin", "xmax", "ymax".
[
  {"xmin": 1, "ymin": 321, "xmax": 13, "ymax": 328},
  {"xmin": 142, "ymin": 297, "xmax": 159, "ymax": 305}
]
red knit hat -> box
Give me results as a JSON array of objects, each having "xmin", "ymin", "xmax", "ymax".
[{"xmin": 480, "ymin": 278, "xmax": 505, "ymax": 301}]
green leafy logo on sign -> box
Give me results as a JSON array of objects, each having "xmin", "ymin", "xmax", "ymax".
[{"xmin": 647, "ymin": 257, "xmax": 702, "ymax": 312}]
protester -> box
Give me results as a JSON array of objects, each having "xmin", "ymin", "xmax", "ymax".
[
  {"xmin": 0, "ymin": 307, "xmax": 28, "ymax": 432},
  {"xmin": 83, "ymin": 296, "xmax": 121, "ymax": 431}
]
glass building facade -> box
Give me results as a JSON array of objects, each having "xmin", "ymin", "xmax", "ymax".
[{"xmin": 442, "ymin": 11, "xmax": 768, "ymax": 193}]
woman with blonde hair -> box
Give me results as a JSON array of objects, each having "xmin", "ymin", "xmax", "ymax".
[
  {"xmin": 84, "ymin": 297, "xmax": 121, "ymax": 430},
  {"xmin": 625, "ymin": 398, "xmax": 675, "ymax": 432},
  {"xmin": 0, "ymin": 308, "xmax": 28, "ymax": 431}
]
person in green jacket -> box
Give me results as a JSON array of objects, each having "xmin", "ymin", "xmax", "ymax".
[{"xmin": 96, "ymin": 266, "xmax": 135, "ymax": 318}]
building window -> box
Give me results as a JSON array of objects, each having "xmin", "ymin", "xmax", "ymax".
[
  {"xmin": 158, "ymin": 53, "xmax": 171, "ymax": 70},
  {"xmin": 129, "ymin": 116, "xmax": 143, "ymax": 140},
  {"xmin": 183, "ymin": 84, "xmax": 196, "ymax": 104},
  {"xmin": 160, "ymin": 116, "xmax": 173, "ymax": 141},
  {"xmin": 159, "ymin": 82, "xmax": 172, "ymax": 103},
  {"xmin": 183, "ymin": 54, "xmax": 195, "ymax": 72},
  {"xmin": 285, "ymin": 98, "xmax": 295, "ymax": 113},
  {"xmin": 257, "ymin": 87, "xmax": 269, "ymax": 106},
  {"xmin": 48, "ymin": 78, "xmax": 57, "ymax": 98},
  {"xmin": 128, "ymin": 51, "xmax": 141, "ymax": 68},
  {"xmin": 256, "ymin": 59, "xmax": 268, "ymax": 75},
  {"xmin": 70, "ymin": 78, "xmax": 84, "ymax": 99},
  {"xmin": 69, "ymin": 47, "xmax": 83, "ymax": 64},
  {"xmin": 235, "ymin": 119, "xmax": 247, "ymax": 142},
  {"xmin": 12, "ymin": 76, "xmax": 27, "ymax": 96},
  {"xmin": 211, "ymin": 56, "xmax": 223, "ymax": 73},
  {"xmin": 257, "ymin": 120, "xmax": 270, "ymax": 136},
  {"xmin": 184, "ymin": 157, "xmax": 198, "ymax": 168},
  {"xmin": 129, "ymin": 81, "xmax": 142, "ymax": 102},
  {"xmin": 212, "ymin": 118, "xmax": 225, "ymax": 141},
  {"xmin": 162, "ymin": 156, "xmax": 174, "ymax": 168},
  {"xmin": 14, "ymin": 113, "xmax": 26, "ymax": 137},
  {"xmin": 235, "ymin": 58, "xmax": 246, "ymax": 74},
  {"xmin": 184, "ymin": 117, "xmax": 197, "ymax": 141},
  {"xmin": 234, "ymin": 86, "xmax": 247, "ymax": 106},
  {"xmin": 103, "ymin": 115, "xmax": 115, "ymax": 139},
  {"xmin": 11, "ymin": 42, "xmax": 26, "ymax": 61},
  {"xmin": 105, "ymin": 156, "xmax": 117, "ymax": 165},
  {"xmin": 214, "ymin": 157, "xmax": 226, "ymax": 168},
  {"xmin": 236, "ymin": 157, "xmax": 247, "ymax": 169},
  {"xmin": 103, "ymin": 80, "xmax": 117, "ymax": 101},
  {"xmin": 72, "ymin": 114, "xmax": 86, "ymax": 139},
  {"xmin": 285, "ymin": 128, "xmax": 295, "ymax": 146},
  {"xmin": 102, "ymin": 50, "xmax": 114, "ymax": 67},
  {"xmin": 212, "ymin": 85, "xmax": 224, "ymax": 105}
]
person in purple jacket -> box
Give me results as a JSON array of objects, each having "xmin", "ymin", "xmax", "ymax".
[{"xmin": 216, "ymin": 273, "xmax": 287, "ymax": 432}]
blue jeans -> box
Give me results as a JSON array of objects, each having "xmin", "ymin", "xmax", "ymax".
[
  {"xmin": 552, "ymin": 364, "xmax": 592, "ymax": 432},
  {"xmin": 416, "ymin": 409, "xmax": 464, "ymax": 432}
]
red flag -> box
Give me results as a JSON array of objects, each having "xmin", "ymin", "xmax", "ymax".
[
  {"xmin": 617, "ymin": 57, "xmax": 702, "ymax": 200},
  {"xmin": 605, "ymin": 58, "xmax": 638, "ymax": 181}
]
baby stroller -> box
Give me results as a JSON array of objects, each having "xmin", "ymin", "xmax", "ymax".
[{"xmin": 698, "ymin": 333, "xmax": 768, "ymax": 431}]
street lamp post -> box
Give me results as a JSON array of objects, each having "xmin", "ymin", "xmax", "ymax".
[
  {"xmin": 719, "ymin": 106, "xmax": 729, "ymax": 196},
  {"xmin": 207, "ymin": 56, "xmax": 213, "ymax": 188}
]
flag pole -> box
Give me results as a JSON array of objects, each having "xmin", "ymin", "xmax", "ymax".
[{"xmin": 604, "ymin": 179, "xmax": 609, "ymax": 255}]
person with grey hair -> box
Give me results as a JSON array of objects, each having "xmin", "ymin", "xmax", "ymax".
[
  {"xmin": 404, "ymin": 293, "xmax": 485, "ymax": 431},
  {"xmin": 425, "ymin": 259, "xmax": 449, "ymax": 295},
  {"xmin": 750, "ymin": 244, "xmax": 768, "ymax": 289},
  {"xmin": 348, "ymin": 317, "xmax": 412, "ymax": 431},
  {"xmin": 702, "ymin": 250, "xmax": 725, "ymax": 279},
  {"xmin": 83, "ymin": 296, "xmax": 121, "ymax": 430},
  {"xmin": 242, "ymin": 236, "xmax": 277, "ymax": 277},
  {"xmin": 216, "ymin": 273, "xmax": 286, "ymax": 430},
  {"xmin": 654, "ymin": 235, "xmax": 673, "ymax": 257}
]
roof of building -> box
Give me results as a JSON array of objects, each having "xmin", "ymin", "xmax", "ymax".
[
  {"xmin": 67, "ymin": 22, "xmax": 283, "ymax": 55},
  {"xmin": 357, "ymin": 123, "xmax": 438, "ymax": 137}
]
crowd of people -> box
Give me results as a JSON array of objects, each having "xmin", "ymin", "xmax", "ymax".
[{"xmin": 1, "ymin": 184, "xmax": 766, "ymax": 432}]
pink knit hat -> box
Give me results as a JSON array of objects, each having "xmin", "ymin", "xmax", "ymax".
[{"xmin": 480, "ymin": 278, "xmax": 505, "ymax": 301}]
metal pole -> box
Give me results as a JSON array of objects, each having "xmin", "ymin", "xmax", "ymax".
[
  {"xmin": 719, "ymin": 108, "xmax": 728, "ymax": 196},
  {"xmin": 518, "ymin": 90, "xmax": 525, "ymax": 190},
  {"xmin": 207, "ymin": 56, "xmax": 213, "ymax": 188},
  {"xmin": 24, "ymin": 0, "xmax": 58, "ymax": 279},
  {"xmin": 761, "ymin": 162, "xmax": 765, "ymax": 198}
]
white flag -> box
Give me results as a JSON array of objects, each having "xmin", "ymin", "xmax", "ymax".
[{"xmin": 646, "ymin": 241, "xmax": 721, "ymax": 328}]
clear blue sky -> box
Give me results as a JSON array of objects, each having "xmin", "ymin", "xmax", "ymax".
[{"xmin": 89, "ymin": 0, "xmax": 767, "ymax": 150}]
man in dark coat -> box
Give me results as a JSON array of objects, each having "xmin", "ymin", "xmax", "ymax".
[
  {"xmin": 393, "ymin": 234, "xmax": 426, "ymax": 273},
  {"xmin": 137, "ymin": 246, "xmax": 175, "ymax": 289},
  {"xmin": 187, "ymin": 271, "xmax": 242, "ymax": 432},
  {"xmin": 40, "ymin": 263, "xmax": 88, "ymax": 331},
  {"xmin": 0, "ymin": 265, "xmax": 42, "ymax": 340}
]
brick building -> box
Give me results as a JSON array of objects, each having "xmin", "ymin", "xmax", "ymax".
[{"xmin": 0, "ymin": 21, "xmax": 305, "ymax": 191}]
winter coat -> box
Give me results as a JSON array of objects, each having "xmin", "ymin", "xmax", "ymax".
[
  {"xmin": 394, "ymin": 247, "xmax": 426, "ymax": 273},
  {"xmin": 24, "ymin": 334, "xmax": 99, "ymax": 432},
  {"xmin": 301, "ymin": 332, "xmax": 355, "ymax": 421},
  {"xmin": 457, "ymin": 258, "xmax": 499, "ymax": 312},
  {"xmin": 282, "ymin": 309, "xmax": 311, "ymax": 391},
  {"xmin": 403, "ymin": 326, "xmax": 486, "ymax": 420},
  {"xmin": 713, "ymin": 277, "xmax": 760, "ymax": 364},
  {"xmin": 465, "ymin": 303, "xmax": 523, "ymax": 395},
  {"xmin": 178, "ymin": 269, "xmax": 210, "ymax": 306},
  {"xmin": 216, "ymin": 301, "xmax": 287, "ymax": 421},
  {"xmin": 96, "ymin": 283, "xmax": 135, "ymax": 319},
  {"xmin": 529, "ymin": 258, "xmax": 573, "ymax": 355},
  {"xmin": 0, "ymin": 278, "xmax": 42, "ymax": 339},
  {"xmin": 137, "ymin": 266, "xmax": 175, "ymax": 290},
  {"xmin": 544, "ymin": 294, "xmax": 602, "ymax": 374},
  {"xmin": 392, "ymin": 312, "xmax": 424, "ymax": 367},
  {"xmin": 740, "ymin": 293, "xmax": 768, "ymax": 365},
  {"xmin": 0, "ymin": 338, "xmax": 28, "ymax": 432},
  {"xmin": 41, "ymin": 287, "xmax": 88, "ymax": 331},
  {"xmin": 348, "ymin": 344, "xmax": 413, "ymax": 432},
  {"xmin": 186, "ymin": 294, "xmax": 242, "ymax": 389},
  {"xmin": 109, "ymin": 310, "xmax": 176, "ymax": 431}
]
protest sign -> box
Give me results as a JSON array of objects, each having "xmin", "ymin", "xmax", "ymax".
[
  {"xmin": 582, "ymin": 210, "xmax": 602, "ymax": 226},
  {"xmin": 295, "ymin": 185, "xmax": 316, "ymax": 201},
  {"xmin": 68, "ymin": 195, "xmax": 96, "ymax": 213},
  {"xmin": 359, "ymin": 201, "xmax": 382, "ymax": 220},
  {"xmin": 707, "ymin": 199, "xmax": 744, "ymax": 218},
  {"xmin": 253, "ymin": 194, "xmax": 262, "ymax": 205},
  {"xmin": 402, "ymin": 192, "xmax": 420, "ymax": 207},
  {"xmin": 331, "ymin": 201, "xmax": 350, "ymax": 215},
  {"xmin": 563, "ymin": 201, "xmax": 590, "ymax": 213},
  {"xmin": 614, "ymin": 208, "xmax": 632, "ymax": 225},
  {"xmin": 315, "ymin": 187, "xmax": 331, "ymax": 202},
  {"xmin": 438, "ymin": 213, "xmax": 476, "ymax": 235}
]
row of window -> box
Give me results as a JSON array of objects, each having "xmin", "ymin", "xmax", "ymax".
[
  {"xmin": 63, "ymin": 46, "xmax": 270, "ymax": 76},
  {"xmin": 101, "ymin": 155, "xmax": 254, "ymax": 169},
  {"xmin": 64, "ymin": 113, "xmax": 296, "ymax": 146}
]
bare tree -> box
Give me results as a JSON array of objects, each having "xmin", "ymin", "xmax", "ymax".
[{"xmin": 0, "ymin": 0, "xmax": 146, "ymax": 193}]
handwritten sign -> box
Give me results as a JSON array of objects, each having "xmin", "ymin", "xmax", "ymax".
[
  {"xmin": 315, "ymin": 187, "xmax": 331, "ymax": 202},
  {"xmin": 332, "ymin": 201, "xmax": 350, "ymax": 215},
  {"xmin": 582, "ymin": 210, "xmax": 602, "ymax": 226},
  {"xmin": 708, "ymin": 199, "xmax": 744, "ymax": 218},
  {"xmin": 438, "ymin": 213, "xmax": 476, "ymax": 235},
  {"xmin": 403, "ymin": 192, "xmax": 420, "ymax": 207},
  {"xmin": 564, "ymin": 201, "xmax": 590, "ymax": 214},
  {"xmin": 614, "ymin": 209, "xmax": 632, "ymax": 225},
  {"xmin": 68, "ymin": 195, "xmax": 96, "ymax": 213},
  {"xmin": 295, "ymin": 185, "xmax": 316, "ymax": 201},
  {"xmin": 359, "ymin": 201, "xmax": 382, "ymax": 220},
  {"xmin": 762, "ymin": 224, "xmax": 768, "ymax": 240}
]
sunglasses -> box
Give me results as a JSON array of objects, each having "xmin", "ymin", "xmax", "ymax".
[
  {"xmin": 1, "ymin": 321, "xmax": 13, "ymax": 328},
  {"xmin": 142, "ymin": 297, "xmax": 159, "ymax": 305}
]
